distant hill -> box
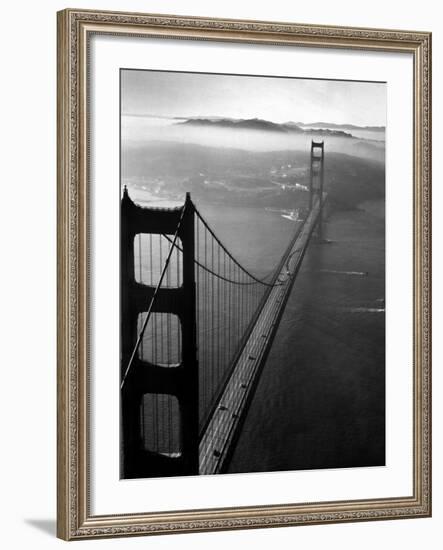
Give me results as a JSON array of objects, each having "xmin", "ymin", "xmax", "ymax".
[
  {"xmin": 295, "ymin": 121, "xmax": 385, "ymax": 132},
  {"xmin": 177, "ymin": 117, "xmax": 353, "ymax": 137},
  {"xmin": 300, "ymin": 127, "xmax": 352, "ymax": 138},
  {"xmin": 177, "ymin": 117, "xmax": 289, "ymax": 133}
]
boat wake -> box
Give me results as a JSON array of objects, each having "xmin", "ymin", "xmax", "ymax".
[
  {"xmin": 344, "ymin": 307, "xmax": 385, "ymax": 313},
  {"xmin": 319, "ymin": 269, "xmax": 368, "ymax": 276}
]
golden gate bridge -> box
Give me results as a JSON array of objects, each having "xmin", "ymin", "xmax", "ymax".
[{"xmin": 121, "ymin": 141, "xmax": 325, "ymax": 478}]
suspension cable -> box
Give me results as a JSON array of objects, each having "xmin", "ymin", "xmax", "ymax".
[
  {"xmin": 161, "ymin": 232, "xmax": 281, "ymax": 287},
  {"xmin": 193, "ymin": 204, "xmax": 280, "ymax": 286}
]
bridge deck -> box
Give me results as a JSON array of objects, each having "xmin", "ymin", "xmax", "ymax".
[{"xmin": 199, "ymin": 198, "xmax": 323, "ymax": 474}]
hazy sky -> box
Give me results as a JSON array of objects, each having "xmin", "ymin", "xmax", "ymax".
[{"xmin": 121, "ymin": 69, "xmax": 386, "ymax": 127}]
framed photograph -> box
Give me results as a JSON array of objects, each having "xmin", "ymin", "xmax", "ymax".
[{"xmin": 57, "ymin": 8, "xmax": 431, "ymax": 540}]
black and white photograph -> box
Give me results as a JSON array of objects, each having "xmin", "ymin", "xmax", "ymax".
[{"xmin": 119, "ymin": 69, "xmax": 386, "ymax": 479}]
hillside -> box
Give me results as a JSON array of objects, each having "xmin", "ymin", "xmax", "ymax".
[{"xmin": 122, "ymin": 141, "xmax": 385, "ymax": 210}]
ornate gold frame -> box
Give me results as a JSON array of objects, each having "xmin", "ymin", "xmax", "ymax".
[{"xmin": 57, "ymin": 8, "xmax": 431, "ymax": 540}]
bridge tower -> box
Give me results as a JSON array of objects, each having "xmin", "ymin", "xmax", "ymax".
[
  {"xmin": 309, "ymin": 140, "xmax": 325, "ymax": 237},
  {"xmin": 120, "ymin": 188, "xmax": 199, "ymax": 478}
]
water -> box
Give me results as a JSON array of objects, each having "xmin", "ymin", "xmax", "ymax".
[
  {"xmin": 226, "ymin": 200, "xmax": 386, "ymax": 472},
  {"xmin": 195, "ymin": 202, "xmax": 296, "ymax": 277}
]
